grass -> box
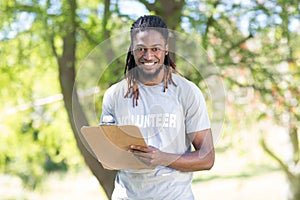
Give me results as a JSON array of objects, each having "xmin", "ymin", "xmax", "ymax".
[
  {"xmin": 192, "ymin": 163, "xmax": 280, "ymax": 183},
  {"xmin": 0, "ymin": 153, "xmax": 287, "ymax": 200},
  {"xmin": 0, "ymin": 121, "xmax": 290, "ymax": 200}
]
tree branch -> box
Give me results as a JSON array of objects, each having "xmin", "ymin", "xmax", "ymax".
[
  {"xmin": 202, "ymin": 1, "xmax": 220, "ymax": 50},
  {"xmin": 289, "ymin": 125, "xmax": 299, "ymax": 164},
  {"xmin": 49, "ymin": 34, "xmax": 59, "ymax": 60},
  {"xmin": 260, "ymin": 137, "xmax": 295, "ymax": 180},
  {"xmin": 225, "ymin": 76, "xmax": 271, "ymax": 94},
  {"xmin": 44, "ymin": 0, "xmax": 59, "ymax": 60},
  {"xmin": 222, "ymin": 33, "xmax": 253, "ymax": 59},
  {"xmin": 138, "ymin": 0, "xmax": 156, "ymax": 11},
  {"xmin": 114, "ymin": 0, "xmax": 131, "ymax": 20},
  {"xmin": 102, "ymin": 0, "xmax": 111, "ymax": 39},
  {"xmin": 14, "ymin": 4, "xmax": 42, "ymax": 14},
  {"xmin": 77, "ymin": 26, "xmax": 100, "ymax": 45}
]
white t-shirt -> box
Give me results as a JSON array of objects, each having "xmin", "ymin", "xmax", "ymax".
[{"xmin": 100, "ymin": 73, "xmax": 210, "ymax": 199}]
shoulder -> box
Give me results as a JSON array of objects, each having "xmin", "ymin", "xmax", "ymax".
[
  {"xmin": 171, "ymin": 73, "xmax": 207, "ymax": 110},
  {"xmin": 102, "ymin": 79, "xmax": 127, "ymax": 111},
  {"xmin": 104, "ymin": 79, "xmax": 127, "ymax": 97},
  {"xmin": 172, "ymin": 73, "xmax": 202, "ymax": 94}
]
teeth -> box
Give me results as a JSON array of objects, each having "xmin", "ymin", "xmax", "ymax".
[{"xmin": 144, "ymin": 62, "xmax": 155, "ymax": 66}]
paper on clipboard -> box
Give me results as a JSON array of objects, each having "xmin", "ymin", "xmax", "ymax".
[{"xmin": 80, "ymin": 125, "xmax": 153, "ymax": 170}]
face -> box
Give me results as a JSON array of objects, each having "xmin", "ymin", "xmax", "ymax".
[{"xmin": 131, "ymin": 29, "xmax": 168, "ymax": 83}]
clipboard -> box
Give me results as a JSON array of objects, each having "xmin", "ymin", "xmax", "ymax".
[{"xmin": 80, "ymin": 125, "xmax": 153, "ymax": 170}]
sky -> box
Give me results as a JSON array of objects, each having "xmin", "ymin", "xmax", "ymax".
[{"xmin": 1, "ymin": 0, "xmax": 300, "ymax": 40}]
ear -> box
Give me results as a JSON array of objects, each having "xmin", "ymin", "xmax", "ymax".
[
  {"xmin": 130, "ymin": 44, "xmax": 134, "ymax": 52},
  {"xmin": 165, "ymin": 44, "xmax": 169, "ymax": 55}
]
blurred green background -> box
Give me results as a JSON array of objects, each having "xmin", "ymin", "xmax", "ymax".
[{"xmin": 0, "ymin": 0, "xmax": 299, "ymax": 199}]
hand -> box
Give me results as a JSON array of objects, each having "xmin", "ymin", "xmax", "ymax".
[{"xmin": 129, "ymin": 145, "xmax": 170, "ymax": 167}]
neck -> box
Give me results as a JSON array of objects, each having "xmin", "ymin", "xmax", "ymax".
[{"xmin": 138, "ymin": 65, "xmax": 165, "ymax": 85}]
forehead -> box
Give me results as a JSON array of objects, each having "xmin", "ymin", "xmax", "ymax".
[{"xmin": 132, "ymin": 30, "xmax": 166, "ymax": 46}]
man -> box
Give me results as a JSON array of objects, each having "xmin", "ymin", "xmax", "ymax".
[{"xmin": 100, "ymin": 15, "xmax": 215, "ymax": 200}]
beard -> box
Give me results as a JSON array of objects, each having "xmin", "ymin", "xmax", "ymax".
[{"xmin": 137, "ymin": 64, "xmax": 164, "ymax": 82}]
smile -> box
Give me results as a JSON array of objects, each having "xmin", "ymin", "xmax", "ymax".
[{"xmin": 142, "ymin": 62, "xmax": 157, "ymax": 66}]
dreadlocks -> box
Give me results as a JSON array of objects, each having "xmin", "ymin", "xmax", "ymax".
[{"xmin": 124, "ymin": 15, "xmax": 177, "ymax": 107}]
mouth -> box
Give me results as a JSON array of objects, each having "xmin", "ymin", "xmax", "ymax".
[{"xmin": 141, "ymin": 62, "xmax": 158, "ymax": 66}]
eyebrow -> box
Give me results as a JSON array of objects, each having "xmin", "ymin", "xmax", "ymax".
[{"xmin": 134, "ymin": 44, "xmax": 164, "ymax": 47}]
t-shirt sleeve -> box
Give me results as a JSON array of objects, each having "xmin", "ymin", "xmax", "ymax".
[
  {"xmin": 99, "ymin": 86, "xmax": 115, "ymax": 124},
  {"xmin": 184, "ymin": 82, "xmax": 211, "ymax": 134}
]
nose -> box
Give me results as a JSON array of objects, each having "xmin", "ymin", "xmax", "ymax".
[{"xmin": 143, "ymin": 49, "xmax": 154, "ymax": 60}]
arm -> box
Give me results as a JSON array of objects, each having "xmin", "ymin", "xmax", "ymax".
[{"xmin": 130, "ymin": 128, "xmax": 215, "ymax": 172}]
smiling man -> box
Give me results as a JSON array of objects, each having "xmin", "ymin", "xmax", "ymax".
[
  {"xmin": 100, "ymin": 15, "xmax": 215, "ymax": 200},
  {"xmin": 132, "ymin": 29, "xmax": 166, "ymax": 83}
]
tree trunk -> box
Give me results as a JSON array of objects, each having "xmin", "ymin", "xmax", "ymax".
[
  {"xmin": 157, "ymin": 0, "xmax": 185, "ymax": 62},
  {"xmin": 140, "ymin": 0, "xmax": 185, "ymax": 61},
  {"xmin": 58, "ymin": 57, "xmax": 116, "ymax": 198},
  {"xmin": 287, "ymin": 126, "xmax": 300, "ymax": 200},
  {"xmin": 54, "ymin": 0, "xmax": 116, "ymax": 198},
  {"xmin": 261, "ymin": 128, "xmax": 300, "ymax": 200},
  {"xmin": 56, "ymin": 1, "xmax": 186, "ymax": 198},
  {"xmin": 287, "ymin": 174, "xmax": 300, "ymax": 200}
]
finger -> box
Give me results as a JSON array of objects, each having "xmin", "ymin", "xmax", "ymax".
[
  {"xmin": 128, "ymin": 148, "xmax": 144, "ymax": 153},
  {"xmin": 134, "ymin": 155, "xmax": 152, "ymax": 166},
  {"xmin": 130, "ymin": 145, "xmax": 152, "ymax": 153},
  {"xmin": 132, "ymin": 151, "xmax": 150, "ymax": 159}
]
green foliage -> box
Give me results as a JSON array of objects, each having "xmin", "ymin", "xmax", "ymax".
[
  {"xmin": 1, "ymin": 0, "xmax": 300, "ymax": 197},
  {"xmin": 0, "ymin": 102, "xmax": 82, "ymax": 189},
  {"xmin": 0, "ymin": 0, "xmax": 83, "ymax": 189},
  {"xmin": 0, "ymin": 30, "xmax": 82, "ymax": 186},
  {"xmin": 0, "ymin": 0, "xmax": 132, "ymax": 190}
]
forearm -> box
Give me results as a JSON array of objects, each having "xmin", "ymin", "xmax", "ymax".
[
  {"xmin": 130, "ymin": 129, "xmax": 215, "ymax": 172},
  {"xmin": 163, "ymin": 149, "xmax": 215, "ymax": 172}
]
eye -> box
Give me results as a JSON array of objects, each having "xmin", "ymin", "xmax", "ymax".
[
  {"xmin": 152, "ymin": 47, "xmax": 160, "ymax": 52},
  {"xmin": 134, "ymin": 47, "xmax": 143, "ymax": 52}
]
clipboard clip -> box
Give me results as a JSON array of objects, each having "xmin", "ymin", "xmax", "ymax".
[{"xmin": 101, "ymin": 115, "xmax": 115, "ymax": 125}]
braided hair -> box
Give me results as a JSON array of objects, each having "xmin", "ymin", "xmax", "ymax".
[{"xmin": 124, "ymin": 15, "xmax": 177, "ymax": 107}]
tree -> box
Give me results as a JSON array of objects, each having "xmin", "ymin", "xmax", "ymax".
[
  {"xmin": 0, "ymin": 0, "xmax": 118, "ymax": 197},
  {"xmin": 0, "ymin": 0, "xmax": 82, "ymax": 189},
  {"xmin": 2, "ymin": 0, "xmax": 299, "ymax": 199},
  {"xmin": 52, "ymin": 0, "xmax": 190, "ymax": 198},
  {"xmin": 46, "ymin": 0, "xmax": 117, "ymax": 197},
  {"xmin": 186, "ymin": 1, "xmax": 300, "ymax": 199},
  {"xmin": 1, "ymin": 0, "xmax": 189, "ymax": 197},
  {"xmin": 252, "ymin": 2, "xmax": 300, "ymax": 199}
]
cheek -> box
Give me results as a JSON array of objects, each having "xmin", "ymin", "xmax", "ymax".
[
  {"xmin": 132, "ymin": 53, "xmax": 140, "ymax": 62},
  {"xmin": 158, "ymin": 54, "xmax": 165, "ymax": 63}
]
